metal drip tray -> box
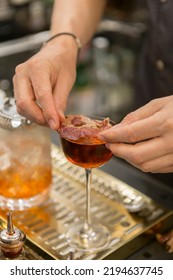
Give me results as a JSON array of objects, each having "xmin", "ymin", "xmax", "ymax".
[{"xmin": 0, "ymin": 144, "xmax": 172, "ymax": 260}]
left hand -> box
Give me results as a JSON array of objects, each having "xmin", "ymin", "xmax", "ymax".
[{"xmin": 99, "ymin": 96, "xmax": 173, "ymax": 173}]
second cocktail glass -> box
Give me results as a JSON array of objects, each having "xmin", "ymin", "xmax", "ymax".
[{"xmin": 59, "ymin": 115, "xmax": 114, "ymax": 251}]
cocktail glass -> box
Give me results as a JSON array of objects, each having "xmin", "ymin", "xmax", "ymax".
[{"xmin": 59, "ymin": 115, "xmax": 114, "ymax": 251}]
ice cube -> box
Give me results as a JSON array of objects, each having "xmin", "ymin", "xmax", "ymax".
[
  {"xmin": 0, "ymin": 153, "xmax": 11, "ymax": 170},
  {"xmin": 19, "ymin": 143, "xmax": 43, "ymax": 167},
  {"xmin": 0, "ymin": 143, "xmax": 12, "ymax": 170}
]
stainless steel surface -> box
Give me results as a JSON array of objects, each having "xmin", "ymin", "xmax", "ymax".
[
  {"xmin": 0, "ymin": 19, "xmax": 144, "ymax": 58},
  {"xmin": 0, "ymin": 144, "xmax": 172, "ymax": 260},
  {"xmin": 0, "ymin": 30, "xmax": 49, "ymax": 58},
  {"xmin": 0, "ymin": 95, "xmax": 32, "ymax": 129},
  {"xmin": 98, "ymin": 19, "xmax": 146, "ymax": 37}
]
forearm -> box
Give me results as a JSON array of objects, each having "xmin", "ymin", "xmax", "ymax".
[{"xmin": 50, "ymin": 0, "xmax": 107, "ymax": 46}]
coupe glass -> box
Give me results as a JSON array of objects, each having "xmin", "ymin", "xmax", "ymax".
[{"xmin": 59, "ymin": 115, "xmax": 114, "ymax": 251}]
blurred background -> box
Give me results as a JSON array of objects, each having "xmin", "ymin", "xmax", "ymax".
[{"xmin": 0, "ymin": 0, "xmax": 148, "ymax": 123}]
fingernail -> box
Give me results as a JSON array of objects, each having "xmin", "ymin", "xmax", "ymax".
[
  {"xmin": 59, "ymin": 110, "xmax": 65, "ymax": 121},
  {"xmin": 49, "ymin": 118, "xmax": 57, "ymax": 130}
]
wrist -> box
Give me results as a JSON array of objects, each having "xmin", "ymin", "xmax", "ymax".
[{"xmin": 42, "ymin": 32, "xmax": 82, "ymax": 60}]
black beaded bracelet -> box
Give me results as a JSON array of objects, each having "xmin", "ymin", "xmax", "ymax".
[{"xmin": 43, "ymin": 32, "xmax": 82, "ymax": 55}]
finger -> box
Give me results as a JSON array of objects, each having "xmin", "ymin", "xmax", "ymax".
[
  {"xmin": 140, "ymin": 154, "xmax": 173, "ymax": 173},
  {"xmin": 99, "ymin": 112, "xmax": 163, "ymax": 143},
  {"xmin": 53, "ymin": 70, "xmax": 75, "ymax": 118},
  {"xmin": 31, "ymin": 70, "xmax": 60, "ymax": 130},
  {"xmin": 152, "ymin": 165, "xmax": 173, "ymax": 173},
  {"xmin": 121, "ymin": 97, "xmax": 165, "ymax": 125},
  {"xmin": 13, "ymin": 75, "xmax": 47, "ymax": 126},
  {"xmin": 106, "ymin": 137, "xmax": 170, "ymax": 167}
]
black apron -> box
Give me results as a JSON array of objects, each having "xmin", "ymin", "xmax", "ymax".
[
  {"xmin": 134, "ymin": 0, "xmax": 173, "ymax": 107},
  {"xmin": 133, "ymin": 0, "xmax": 173, "ymax": 187}
]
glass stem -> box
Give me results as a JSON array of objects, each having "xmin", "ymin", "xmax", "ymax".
[{"xmin": 85, "ymin": 168, "xmax": 92, "ymax": 229}]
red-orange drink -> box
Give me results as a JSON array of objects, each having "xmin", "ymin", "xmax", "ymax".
[{"xmin": 59, "ymin": 115, "xmax": 113, "ymax": 168}]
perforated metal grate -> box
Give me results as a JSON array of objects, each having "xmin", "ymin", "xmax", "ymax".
[{"xmin": 0, "ymin": 145, "xmax": 171, "ymax": 260}]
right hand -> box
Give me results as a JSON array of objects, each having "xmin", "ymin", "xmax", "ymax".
[
  {"xmin": 13, "ymin": 36, "xmax": 78, "ymax": 130},
  {"xmin": 99, "ymin": 96, "xmax": 173, "ymax": 173}
]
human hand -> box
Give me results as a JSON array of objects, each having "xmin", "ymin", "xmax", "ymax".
[
  {"xmin": 99, "ymin": 96, "xmax": 173, "ymax": 173},
  {"xmin": 13, "ymin": 37, "xmax": 78, "ymax": 130}
]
